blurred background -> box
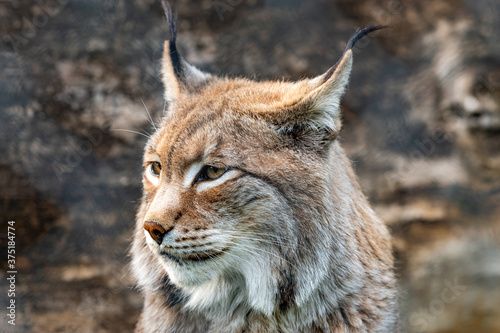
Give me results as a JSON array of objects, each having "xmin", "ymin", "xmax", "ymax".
[{"xmin": 1, "ymin": 0, "xmax": 499, "ymax": 332}]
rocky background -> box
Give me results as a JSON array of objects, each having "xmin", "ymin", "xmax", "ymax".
[{"xmin": 1, "ymin": 0, "xmax": 499, "ymax": 332}]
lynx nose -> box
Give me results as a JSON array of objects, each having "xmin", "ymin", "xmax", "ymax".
[{"xmin": 144, "ymin": 221, "xmax": 168, "ymax": 245}]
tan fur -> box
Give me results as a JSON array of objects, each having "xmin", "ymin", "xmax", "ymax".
[{"xmin": 131, "ymin": 14, "xmax": 397, "ymax": 332}]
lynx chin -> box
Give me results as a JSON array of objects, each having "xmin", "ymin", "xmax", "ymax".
[{"xmin": 131, "ymin": 3, "xmax": 398, "ymax": 332}]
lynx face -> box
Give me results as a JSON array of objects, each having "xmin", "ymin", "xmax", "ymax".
[
  {"xmin": 131, "ymin": 6, "xmax": 396, "ymax": 332},
  {"xmin": 139, "ymin": 78, "xmax": 340, "ymax": 312},
  {"xmin": 141, "ymin": 84, "xmax": 293, "ymax": 284}
]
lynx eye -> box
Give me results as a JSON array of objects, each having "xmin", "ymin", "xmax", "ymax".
[
  {"xmin": 198, "ymin": 165, "xmax": 227, "ymax": 182},
  {"xmin": 206, "ymin": 166, "xmax": 226, "ymax": 179},
  {"xmin": 150, "ymin": 162, "xmax": 162, "ymax": 177}
]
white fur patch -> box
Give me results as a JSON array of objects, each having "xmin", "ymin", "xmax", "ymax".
[
  {"xmin": 197, "ymin": 169, "xmax": 240, "ymax": 192},
  {"xmin": 183, "ymin": 162, "xmax": 204, "ymax": 188},
  {"xmin": 144, "ymin": 229, "xmax": 158, "ymax": 251},
  {"xmin": 238, "ymin": 247, "xmax": 276, "ymax": 315},
  {"xmin": 183, "ymin": 62, "xmax": 213, "ymax": 84}
]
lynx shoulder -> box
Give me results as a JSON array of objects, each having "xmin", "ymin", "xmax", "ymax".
[{"xmin": 131, "ymin": 4, "xmax": 397, "ymax": 332}]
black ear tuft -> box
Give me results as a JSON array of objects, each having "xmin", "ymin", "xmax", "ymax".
[
  {"xmin": 161, "ymin": 1, "xmax": 177, "ymax": 44},
  {"xmin": 161, "ymin": 1, "xmax": 183, "ymax": 79},
  {"xmin": 321, "ymin": 25, "xmax": 386, "ymax": 84},
  {"xmin": 345, "ymin": 25, "xmax": 387, "ymax": 51},
  {"xmin": 160, "ymin": 2, "xmax": 213, "ymax": 102}
]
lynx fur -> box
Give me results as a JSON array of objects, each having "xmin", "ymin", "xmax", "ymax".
[{"xmin": 131, "ymin": 4, "xmax": 397, "ymax": 332}]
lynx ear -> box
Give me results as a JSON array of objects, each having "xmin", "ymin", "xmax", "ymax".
[
  {"xmin": 278, "ymin": 26, "xmax": 385, "ymax": 140},
  {"xmin": 161, "ymin": 1, "xmax": 212, "ymax": 103}
]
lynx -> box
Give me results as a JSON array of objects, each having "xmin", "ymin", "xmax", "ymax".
[{"xmin": 131, "ymin": 4, "xmax": 397, "ymax": 332}]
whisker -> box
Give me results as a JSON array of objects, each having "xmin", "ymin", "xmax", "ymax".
[
  {"xmin": 225, "ymin": 230, "xmax": 289, "ymax": 240},
  {"xmin": 224, "ymin": 230, "xmax": 286, "ymax": 239},
  {"xmin": 225, "ymin": 230, "xmax": 294, "ymax": 241},
  {"xmin": 141, "ymin": 98, "xmax": 157, "ymax": 131},
  {"xmin": 226, "ymin": 234, "xmax": 291, "ymax": 248},
  {"xmin": 140, "ymin": 128, "xmax": 153, "ymax": 137},
  {"xmin": 223, "ymin": 231, "xmax": 309, "ymax": 251},
  {"xmin": 199, "ymin": 249, "xmax": 225, "ymax": 275},
  {"xmin": 216, "ymin": 247, "xmax": 290, "ymax": 283},
  {"xmin": 111, "ymin": 128, "xmax": 151, "ymax": 139},
  {"xmin": 223, "ymin": 240, "xmax": 299, "ymax": 270}
]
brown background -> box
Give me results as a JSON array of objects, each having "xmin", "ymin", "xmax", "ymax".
[{"xmin": 1, "ymin": 0, "xmax": 499, "ymax": 332}]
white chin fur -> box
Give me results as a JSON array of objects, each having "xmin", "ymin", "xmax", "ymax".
[
  {"xmin": 158, "ymin": 255, "xmax": 221, "ymax": 288},
  {"xmin": 150, "ymin": 237, "xmax": 277, "ymax": 316}
]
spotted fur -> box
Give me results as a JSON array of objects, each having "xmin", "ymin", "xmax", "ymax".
[{"xmin": 131, "ymin": 4, "xmax": 397, "ymax": 332}]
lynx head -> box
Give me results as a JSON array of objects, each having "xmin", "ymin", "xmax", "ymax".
[{"xmin": 132, "ymin": 3, "xmax": 390, "ymax": 320}]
